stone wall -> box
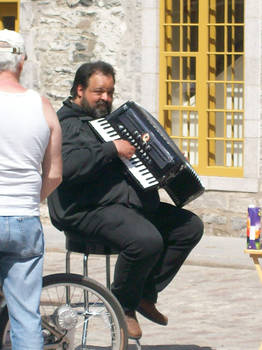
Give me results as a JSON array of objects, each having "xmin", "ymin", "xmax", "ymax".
[{"xmin": 20, "ymin": 0, "xmax": 144, "ymax": 110}]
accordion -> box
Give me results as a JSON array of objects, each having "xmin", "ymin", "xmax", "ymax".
[{"xmin": 89, "ymin": 101, "xmax": 205, "ymax": 207}]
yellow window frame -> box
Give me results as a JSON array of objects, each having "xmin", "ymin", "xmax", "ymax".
[
  {"xmin": 0, "ymin": 0, "xmax": 20, "ymax": 32},
  {"xmin": 159, "ymin": 0, "xmax": 245, "ymax": 178}
]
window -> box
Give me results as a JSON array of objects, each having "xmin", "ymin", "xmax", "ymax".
[
  {"xmin": 0, "ymin": 1, "xmax": 19, "ymax": 31},
  {"xmin": 159, "ymin": 0, "xmax": 244, "ymax": 178}
]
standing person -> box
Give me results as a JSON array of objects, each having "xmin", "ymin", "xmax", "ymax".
[
  {"xmin": 0, "ymin": 29, "xmax": 62, "ymax": 350},
  {"xmin": 48, "ymin": 61, "xmax": 204, "ymax": 340}
]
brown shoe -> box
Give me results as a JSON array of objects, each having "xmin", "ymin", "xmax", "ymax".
[
  {"xmin": 125, "ymin": 310, "xmax": 142, "ymax": 339},
  {"xmin": 136, "ymin": 299, "xmax": 168, "ymax": 326}
]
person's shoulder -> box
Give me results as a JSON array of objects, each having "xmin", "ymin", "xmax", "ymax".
[
  {"xmin": 38, "ymin": 94, "xmax": 60, "ymax": 131},
  {"xmin": 40, "ymin": 94, "xmax": 56, "ymax": 115},
  {"xmin": 41, "ymin": 94, "xmax": 53, "ymax": 108},
  {"xmin": 25, "ymin": 89, "xmax": 52, "ymax": 111}
]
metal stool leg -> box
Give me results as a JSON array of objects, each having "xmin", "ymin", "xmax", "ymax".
[
  {"xmin": 83, "ymin": 254, "xmax": 88, "ymax": 278},
  {"xmin": 105, "ymin": 255, "xmax": 141, "ymax": 349},
  {"xmin": 106, "ymin": 254, "xmax": 111, "ymax": 290},
  {"xmin": 66, "ymin": 251, "xmax": 71, "ymax": 274}
]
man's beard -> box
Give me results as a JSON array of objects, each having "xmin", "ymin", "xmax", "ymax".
[{"xmin": 81, "ymin": 98, "xmax": 112, "ymax": 118}]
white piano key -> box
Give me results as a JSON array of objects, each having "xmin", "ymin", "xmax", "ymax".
[
  {"xmin": 120, "ymin": 156, "xmax": 158, "ymax": 189},
  {"xmin": 90, "ymin": 119, "xmax": 120, "ymax": 142}
]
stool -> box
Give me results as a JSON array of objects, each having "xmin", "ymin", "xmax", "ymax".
[
  {"xmin": 64, "ymin": 231, "xmax": 142, "ymax": 350},
  {"xmin": 65, "ymin": 230, "xmax": 119, "ymax": 289}
]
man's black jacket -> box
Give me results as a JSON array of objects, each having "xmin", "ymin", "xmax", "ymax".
[{"xmin": 47, "ymin": 98, "xmax": 160, "ymax": 231}]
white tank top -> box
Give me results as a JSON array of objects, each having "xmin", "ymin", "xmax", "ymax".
[{"xmin": 0, "ymin": 89, "xmax": 50, "ymax": 215}]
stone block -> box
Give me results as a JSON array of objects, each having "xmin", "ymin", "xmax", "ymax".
[{"xmin": 230, "ymin": 216, "xmax": 246, "ymax": 233}]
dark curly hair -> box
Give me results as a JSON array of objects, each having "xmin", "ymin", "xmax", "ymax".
[{"xmin": 70, "ymin": 61, "xmax": 116, "ymax": 98}]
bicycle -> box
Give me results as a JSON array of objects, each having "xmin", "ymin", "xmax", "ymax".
[{"xmin": 0, "ymin": 272, "xmax": 128, "ymax": 350}]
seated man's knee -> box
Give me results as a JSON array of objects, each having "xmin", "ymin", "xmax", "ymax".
[
  {"xmin": 130, "ymin": 232, "xmax": 163, "ymax": 261},
  {"xmin": 191, "ymin": 214, "xmax": 204, "ymax": 243},
  {"xmin": 141, "ymin": 233, "xmax": 163, "ymax": 257}
]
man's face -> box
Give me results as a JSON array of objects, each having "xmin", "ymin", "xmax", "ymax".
[{"xmin": 76, "ymin": 72, "xmax": 115, "ymax": 118}]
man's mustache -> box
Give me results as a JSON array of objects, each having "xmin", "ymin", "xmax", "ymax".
[{"xmin": 96, "ymin": 100, "xmax": 110, "ymax": 108}]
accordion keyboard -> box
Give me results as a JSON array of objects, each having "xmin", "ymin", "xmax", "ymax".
[{"xmin": 89, "ymin": 118, "xmax": 159, "ymax": 189}]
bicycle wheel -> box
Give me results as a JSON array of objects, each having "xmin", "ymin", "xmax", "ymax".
[{"xmin": 0, "ymin": 273, "xmax": 128, "ymax": 350}]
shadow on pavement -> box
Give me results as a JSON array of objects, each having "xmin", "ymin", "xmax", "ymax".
[{"xmin": 128, "ymin": 345, "xmax": 214, "ymax": 349}]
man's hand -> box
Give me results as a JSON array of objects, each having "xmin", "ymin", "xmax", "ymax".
[{"xmin": 113, "ymin": 139, "xmax": 136, "ymax": 159}]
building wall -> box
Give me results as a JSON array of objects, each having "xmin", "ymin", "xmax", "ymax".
[
  {"xmin": 19, "ymin": 0, "xmax": 159, "ymax": 112},
  {"xmin": 19, "ymin": 0, "xmax": 262, "ymax": 238}
]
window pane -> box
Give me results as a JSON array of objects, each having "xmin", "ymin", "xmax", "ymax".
[
  {"xmin": 182, "ymin": 82, "xmax": 196, "ymax": 106},
  {"xmin": 208, "ymin": 83, "xmax": 224, "ymax": 109},
  {"xmin": 189, "ymin": 140, "xmax": 199, "ymax": 165},
  {"xmin": 233, "ymin": 142, "xmax": 243, "ymax": 166},
  {"xmin": 226, "ymin": 141, "xmax": 243, "ymax": 167},
  {"xmin": 214, "ymin": 0, "xmax": 225, "ymax": 23},
  {"xmin": 167, "ymin": 0, "xmax": 180, "ymax": 23},
  {"xmin": 233, "ymin": 113, "xmax": 243, "ymax": 138},
  {"xmin": 189, "ymin": 111, "xmax": 198, "ymax": 136},
  {"xmin": 227, "ymin": 26, "xmax": 244, "ymax": 52},
  {"xmin": 228, "ymin": 0, "xmax": 244, "ymax": 23},
  {"xmin": 209, "ymin": 54, "xmax": 225, "ymax": 80},
  {"xmin": 215, "ymin": 140, "xmax": 224, "ymax": 166},
  {"xmin": 226, "ymin": 113, "xmax": 243, "ymax": 138},
  {"xmin": 171, "ymin": 110, "xmax": 180, "ymax": 136},
  {"xmin": 3, "ymin": 16, "xmax": 15, "ymax": 30},
  {"xmin": 227, "ymin": 55, "xmax": 244, "ymax": 81},
  {"xmin": 212, "ymin": 112, "xmax": 224, "ymax": 137},
  {"xmin": 183, "ymin": 0, "xmax": 198, "ymax": 23},
  {"xmin": 167, "ymin": 57, "xmax": 179, "ymax": 80},
  {"xmin": 183, "ymin": 26, "xmax": 198, "ymax": 51},
  {"xmin": 182, "ymin": 57, "xmax": 196, "ymax": 80},
  {"xmin": 226, "ymin": 83, "xmax": 243, "ymax": 109},
  {"xmin": 182, "ymin": 139, "xmax": 199, "ymax": 165},
  {"xmin": 167, "ymin": 82, "xmax": 180, "ymax": 105},
  {"xmin": 165, "ymin": 26, "xmax": 180, "ymax": 52}
]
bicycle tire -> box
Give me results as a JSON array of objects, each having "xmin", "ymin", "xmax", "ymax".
[{"xmin": 0, "ymin": 273, "xmax": 128, "ymax": 350}]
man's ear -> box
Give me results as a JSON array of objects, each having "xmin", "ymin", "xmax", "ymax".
[
  {"xmin": 17, "ymin": 58, "xmax": 25, "ymax": 78},
  {"xmin": 76, "ymin": 84, "xmax": 84, "ymax": 98}
]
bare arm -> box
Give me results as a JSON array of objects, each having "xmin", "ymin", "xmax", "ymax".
[{"xmin": 40, "ymin": 96, "xmax": 62, "ymax": 202}]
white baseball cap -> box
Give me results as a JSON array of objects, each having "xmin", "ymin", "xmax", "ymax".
[{"xmin": 0, "ymin": 29, "xmax": 26, "ymax": 55}]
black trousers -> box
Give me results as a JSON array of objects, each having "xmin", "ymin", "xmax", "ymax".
[{"xmin": 76, "ymin": 202, "xmax": 204, "ymax": 311}]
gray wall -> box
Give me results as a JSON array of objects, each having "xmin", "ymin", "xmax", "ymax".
[{"xmin": 20, "ymin": 0, "xmax": 145, "ymax": 111}]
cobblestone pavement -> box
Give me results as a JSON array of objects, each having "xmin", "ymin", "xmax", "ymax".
[{"xmin": 43, "ymin": 224, "xmax": 262, "ymax": 350}]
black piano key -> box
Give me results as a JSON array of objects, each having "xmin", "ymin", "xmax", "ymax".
[
  {"xmin": 130, "ymin": 159, "xmax": 141, "ymax": 165},
  {"xmin": 100, "ymin": 120, "xmax": 110, "ymax": 126},
  {"xmin": 148, "ymin": 179, "xmax": 158, "ymax": 184}
]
